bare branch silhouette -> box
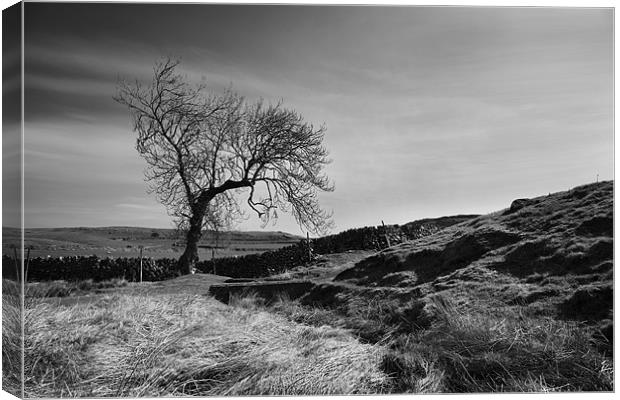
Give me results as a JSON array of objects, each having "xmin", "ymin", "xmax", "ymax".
[{"xmin": 116, "ymin": 58, "xmax": 334, "ymax": 274}]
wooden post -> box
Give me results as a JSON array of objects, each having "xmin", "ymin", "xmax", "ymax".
[
  {"xmin": 12, "ymin": 245, "xmax": 19, "ymax": 282},
  {"xmin": 25, "ymin": 246, "xmax": 31, "ymax": 283},
  {"xmin": 213, "ymin": 227, "xmax": 219, "ymax": 275},
  {"xmin": 307, "ymin": 232, "xmax": 311, "ymax": 262},
  {"xmin": 382, "ymin": 220, "xmax": 391, "ymax": 248},
  {"xmin": 139, "ymin": 246, "xmax": 143, "ymax": 283},
  {"xmin": 212, "ymin": 248, "xmax": 216, "ymax": 275}
]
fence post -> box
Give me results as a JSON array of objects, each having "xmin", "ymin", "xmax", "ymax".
[
  {"xmin": 12, "ymin": 245, "xmax": 19, "ymax": 282},
  {"xmin": 25, "ymin": 246, "xmax": 31, "ymax": 283},
  {"xmin": 139, "ymin": 246, "xmax": 143, "ymax": 283},
  {"xmin": 382, "ymin": 220, "xmax": 391, "ymax": 248},
  {"xmin": 307, "ymin": 232, "xmax": 312, "ymax": 262},
  {"xmin": 212, "ymin": 248, "xmax": 217, "ymax": 275}
]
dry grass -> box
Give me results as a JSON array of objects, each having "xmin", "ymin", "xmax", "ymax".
[
  {"xmin": 268, "ymin": 287, "xmax": 431, "ymax": 345},
  {"xmin": 261, "ymin": 291, "xmax": 613, "ymax": 393},
  {"xmin": 22, "ymin": 278, "xmax": 130, "ymax": 299},
  {"xmin": 6, "ymin": 281, "xmax": 387, "ymax": 397},
  {"xmin": 2, "ymin": 280, "xmax": 23, "ymax": 397},
  {"xmin": 382, "ymin": 295, "xmax": 613, "ymax": 393},
  {"xmin": 4, "ymin": 276, "xmax": 613, "ymax": 396}
]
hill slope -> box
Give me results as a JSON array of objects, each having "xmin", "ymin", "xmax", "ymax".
[
  {"xmin": 251, "ymin": 181, "xmax": 613, "ymax": 392},
  {"xmin": 332, "ymin": 180, "xmax": 613, "ymax": 332}
]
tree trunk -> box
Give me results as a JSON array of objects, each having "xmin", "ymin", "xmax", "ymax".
[{"xmin": 178, "ymin": 208, "xmax": 205, "ymax": 275}]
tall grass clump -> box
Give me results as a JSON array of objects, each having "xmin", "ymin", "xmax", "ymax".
[
  {"xmin": 385, "ymin": 295, "xmax": 613, "ymax": 393},
  {"xmin": 269, "ymin": 292, "xmax": 429, "ymax": 344},
  {"xmin": 2, "ymin": 279, "xmax": 23, "ymax": 397},
  {"xmin": 19, "ymin": 290, "xmax": 388, "ymax": 397}
]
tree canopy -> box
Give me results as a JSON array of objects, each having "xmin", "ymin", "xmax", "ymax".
[{"xmin": 116, "ymin": 59, "xmax": 334, "ymax": 273}]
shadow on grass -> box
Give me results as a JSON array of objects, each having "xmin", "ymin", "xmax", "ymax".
[{"xmin": 259, "ymin": 291, "xmax": 613, "ymax": 393}]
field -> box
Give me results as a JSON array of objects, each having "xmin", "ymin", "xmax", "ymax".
[
  {"xmin": 2, "ymin": 181, "xmax": 614, "ymax": 396},
  {"xmin": 2, "ymin": 227, "xmax": 301, "ymax": 259}
]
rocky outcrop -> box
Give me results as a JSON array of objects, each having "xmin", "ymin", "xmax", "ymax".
[{"xmin": 504, "ymin": 198, "xmax": 535, "ymax": 214}]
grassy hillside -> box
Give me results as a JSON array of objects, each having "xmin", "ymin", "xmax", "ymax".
[
  {"xmin": 3, "ymin": 226, "xmax": 302, "ymax": 259},
  {"xmin": 258, "ymin": 180, "xmax": 613, "ymax": 392},
  {"xmin": 206, "ymin": 181, "xmax": 613, "ymax": 392},
  {"xmin": 331, "ymin": 181, "xmax": 613, "ymax": 329}
]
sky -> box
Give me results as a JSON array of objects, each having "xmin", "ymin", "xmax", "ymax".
[{"xmin": 5, "ymin": 3, "xmax": 614, "ymax": 235}]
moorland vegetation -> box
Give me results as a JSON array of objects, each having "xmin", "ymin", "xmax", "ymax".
[{"xmin": 2, "ymin": 181, "xmax": 614, "ymax": 395}]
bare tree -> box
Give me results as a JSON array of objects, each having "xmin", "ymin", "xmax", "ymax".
[{"xmin": 116, "ymin": 59, "xmax": 334, "ymax": 274}]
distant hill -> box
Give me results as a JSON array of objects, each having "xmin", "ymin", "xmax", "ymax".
[{"xmin": 2, "ymin": 226, "xmax": 302, "ymax": 259}]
